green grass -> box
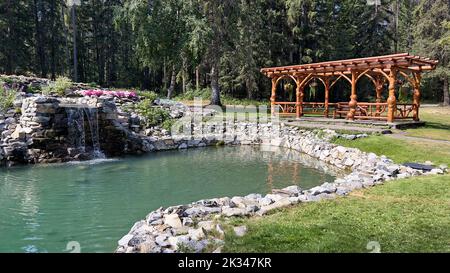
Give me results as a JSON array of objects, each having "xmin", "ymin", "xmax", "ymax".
[
  {"xmin": 223, "ymin": 175, "xmax": 450, "ymax": 253},
  {"xmin": 404, "ymin": 107, "xmax": 450, "ymax": 141},
  {"xmin": 333, "ymin": 136, "xmax": 450, "ymax": 166}
]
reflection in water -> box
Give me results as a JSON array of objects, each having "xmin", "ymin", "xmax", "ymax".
[{"xmin": 0, "ymin": 146, "xmax": 338, "ymax": 253}]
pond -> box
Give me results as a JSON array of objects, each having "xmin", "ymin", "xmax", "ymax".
[{"xmin": 0, "ymin": 146, "xmax": 337, "ymax": 253}]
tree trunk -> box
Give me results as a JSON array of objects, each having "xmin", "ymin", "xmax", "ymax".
[
  {"xmin": 163, "ymin": 59, "xmax": 167, "ymax": 90},
  {"xmin": 444, "ymin": 76, "xmax": 450, "ymax": 106},
  {"xmin": 196, "ymin": 66, "xmax": 200, "ymax": 91},
  {"xmin": 71, "ymin": 5, "xmax": 78, "ymax": 82},
  {"xmin": 62, "ymin": 3, "xmax": 71, "ymax": 76},
  {"xmin": 33, "ymin": 0, "xmax": 47, "ymax": 78},
  {"xmin": 167, "ymin": 65, "xmax": 176, "ymax": 99},
  {"xmin": 210, "ymin": 65, "xmax": 221, "ymax": 106},
  {"xmin": 50, "ymin": 0, "xmax": 56, "ymax": 80},
  {"xmin": 246, "ymin": 80, "xmax": 253, "ymax": 100}
]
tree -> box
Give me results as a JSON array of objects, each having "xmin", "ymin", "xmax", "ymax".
[
  {"xmin": 0, "ymin": 0, "xmax": 34, "ymax": 74},
  {"xmin": 413, "ymin": 0, "xmax": 450, "ymax": 106}
]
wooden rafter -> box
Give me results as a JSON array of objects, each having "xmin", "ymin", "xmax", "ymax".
[{"xmin": 261, "ymin": 53, "xmax": 438, "ymax": 77}]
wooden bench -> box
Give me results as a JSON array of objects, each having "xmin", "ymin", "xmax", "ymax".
[{"xmin": 333, "ymin": 102, "xmax": 369, "ymax": 119}]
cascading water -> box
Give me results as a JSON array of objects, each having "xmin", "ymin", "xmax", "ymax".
[
  {"xmin": 66, "ymin": 106, "xmax": 105, "ymax": 159},
  {"xmin": 83, "ymin": 108, "xmax": 105, "ymax": 158},
  {"xmin": 67, "ymin": 108, "xmax": 86, "ymax": 154}
]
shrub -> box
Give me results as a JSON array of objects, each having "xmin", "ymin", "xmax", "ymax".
[
  {"xmin": 137, "ymin": 91, "xmax": 159, "ymax": 103},
  {"xmin": 161, "ymin": 119, "xmax": 175, "ymax": 131},
  {"xmin": 175, "ymin": 88, "xmax": 211, "ymax": 101},
  {"xmin": 136, "ymin": 99, "xmax": 170, "ymax": 127},
  {"xmin": 42, "ymin": 76, "xmax": 73, "ymax": 96},
  {"xmin": 0, "ymin": 83, "xmax": 17, "ymax": 113}
]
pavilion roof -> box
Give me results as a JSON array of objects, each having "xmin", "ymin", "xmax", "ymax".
[{"xmin": 261, "ymin": 53, "xmax": 438, "ymax": 77}]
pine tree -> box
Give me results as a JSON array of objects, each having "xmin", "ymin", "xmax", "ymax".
[{"xmin": 413, "ymin": 0, "xmax": 450, "ymax": 105}]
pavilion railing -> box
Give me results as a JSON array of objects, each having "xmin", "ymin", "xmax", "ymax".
[
  {"xmin": 274, "ymin": 102, "xmax": 336, "ymax": 116},
  {"xmin": 334, "ymin": 102, "xmax": 417, "ymax": 120},
  {"xmin": 395, "ymin": 103, "xmax": 417, "ymax": 119},
  {"xmin": 302, "ymin": 102, "xmax": 336, "ymax": 115},
  {"xmin": 274, "ymin": 102, "xmax": 417, "ymax": 120},
  {"xmin": 274, "ymin": 102, "xmax": 297, "ymax": 116}
]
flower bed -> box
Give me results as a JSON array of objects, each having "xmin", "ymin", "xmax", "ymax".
[{"xmin": 76, "ymin": 89, "xmax": 137, "ymax": 99}]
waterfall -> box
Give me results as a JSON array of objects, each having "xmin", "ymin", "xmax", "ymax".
[
  {"xmin": 66, "ymin": 107, "xmax": 105, "ymax": 159},
  {"xmin": 83, "ymin": 108, "xmax": 105, "ymax": 159},
  {"xmin": 67, "ymin": 108, "xmax": 86, "ymax": 154}
]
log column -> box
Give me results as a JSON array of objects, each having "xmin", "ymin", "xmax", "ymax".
[
  {"xmin": 296, "ymin": 80, "xmax": 304, "ymax": 119},
  {"xmin": 413, "ymin": 72, "xmax": 422, "ymax": 121},
  {"xmin": 347, "ymin": 71, "xmax": 358, "ymax": 121},
  {"xmin": 270, "ymin": 77, "xmax": 277, "ymax": 116},
  {"xmin": 324, "ymin": 78, "xmax": 330, "ymax": 118},
  {"xmin": 375, "ymin": 76, "xmax": 384, "ymax": 116},
  {"xmin": 387, "ymin": 68, "xmax": 398, "ymax": 123}
]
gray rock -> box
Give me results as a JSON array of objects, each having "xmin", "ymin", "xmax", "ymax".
[
  {"xmin": 222, "ymin": 207, "xmax": 248, "ymax": 217},
  {"xmin": 233, "ymin": 226, "xmax": 248, "ymax": 237},
  {"xmin": 258, "ymin": 197, "xmax": 273, "ymax": 206},
  {"xmin": 188, "ymin": 228, "xmax": 206, "ymax": 241},
  {"xmin": 155, "ymin": 235, "xmax": 170, "ymax": 247},
  {"xmin": 118, "ymin": 234, "xmax": 134, "ymax": 247},
  {"xmin": 197, "ymin": 221, "xmax": 215, "ymax": 232},
  {"xmin": 178, "ymin": 143, "xmax": 188, "ymax": 149},
  {"xmin": 164, "ymin": 214, "xmax": 183, "ymax": 229}
]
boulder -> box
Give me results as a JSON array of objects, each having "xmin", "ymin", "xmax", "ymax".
[
  {"xmin": 222, "ymin": 207, "xmax": 248, "ymax": 217},
  {"xmin": 164, "ymin": 214, "xmax": 183, "ymax": 229},
  {"xmin": 233, "ymin": 226, "xmax": 248, "ymax": 237}
]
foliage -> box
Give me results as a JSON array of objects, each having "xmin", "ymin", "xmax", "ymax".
[
  {"xmin": 175, "ymin": 88, "xmax": 211, "ymax": 101},
  {"xmin": 42, "ymin": 76, "xmax": 73, "ymax": 96},
  {"xmin": 137, "ymin": 91, "xmax": 159, "ymax": 103},
  {"xmin": 161, "ymin": 119, "xmax": 175, "ymax": 131},
  {"xmin": 135, "ymin": 99, "xmax": 170, "ymax": 127},
  {"xmin": 0, "ymin": 84, "xmax": 16, "ymax": 113},
  {"xmin": 0, "ymin": 1, "xmax": 449, "ymax": 104}
]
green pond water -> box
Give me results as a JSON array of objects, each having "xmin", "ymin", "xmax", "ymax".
[{"xmin": 0, "ymin": 146, "xmax": 336, "ymax": 253}]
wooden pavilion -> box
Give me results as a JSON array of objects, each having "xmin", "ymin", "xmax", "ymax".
[{"xmin": 261, "ymin": 53, "xmax": 438, "ymax": 123}]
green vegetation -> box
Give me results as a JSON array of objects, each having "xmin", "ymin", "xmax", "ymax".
[
  {"xmin": 403, "ymin": 107, "xmax": 450, "ymax": 141},
  {"xmin": 137, "ymin": 91, "xmax": 159, "ymax": 103},
  {"xmin": 2, "ymin": 1, "xmax": 448, "ymax": 105},
  {"xmin": 135, "ymin": 99, "xmax": 171, "ymax": 127},
  {"xmin": 175, "ymin": 89, "xmax": 268, "ymax": 106},
  {"xmin": 42, "ymin": 76, "xmax": 73, "ymax": 96},
  {"xmin": 0, "ymin": 83, "xmax": 16, "ymax": 113},
  {"xmin": 224, "ymin": 175, "xmax": 450, "ymax": 253},
  {"xmin": 333, "ymin": 136, "xmax": 450, "ymax": 166},
  {"xmin": 332, "ymin": 106, "xmax": 450, "ymax": 166}
]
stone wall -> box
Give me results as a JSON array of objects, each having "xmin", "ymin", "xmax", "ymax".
[{"xmin": 0, "ymin": 96, "xmax": 151, "ymax": 166}]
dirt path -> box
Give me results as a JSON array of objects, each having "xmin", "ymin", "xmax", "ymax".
[
  {"xmin": 285, "ymin": 121, "xmax": 387, "ymax": 133},
  {"xmin": 387, "ymin": 131, "xmax": 450, "ymax": 145}
]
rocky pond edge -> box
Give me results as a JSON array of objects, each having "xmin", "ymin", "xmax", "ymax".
[{"xmin": 115, "ymin": 123, "xmax": 447, "ymax": 253}]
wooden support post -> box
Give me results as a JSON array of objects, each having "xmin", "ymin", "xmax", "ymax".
[
  {"xmin": 413, "ymin": 72, "xmax": 422, "ymax": 121},
  {"xmin": 347, "ymin": 70, "xmax": 358, "ymax": 121},
  {"xmin": 324, "ymin": 78, "xmax": 330, "ymax": 118},
  {"xmin": 271, "ymin": 77, "xmax": 277, "ymax": 116},
  {"xmin": 387, "ymin": 68, "xmax": 398, "ymax": 123},
  {"xmin": 375, "ymin": 76, "xmax": 384, "ymax": 116},
  {"xmin": 296, "ymin": 82, "xmax": 304, "ymax": 119}
]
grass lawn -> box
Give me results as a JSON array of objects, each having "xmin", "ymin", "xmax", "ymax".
[
  {"xmin": 404, "ymin": 107, "xmax": 450, "ymax": 141},
  {"xmin": 333, "ymin": 136, "xmax": 450, "ymax": 166},
  {"xmin": 223, "ymin": 175, "xmax": 450, "ymax": 253},
  {"xmin": 222, "ymin": 107, "xmax": 450, "ymax": 253}
]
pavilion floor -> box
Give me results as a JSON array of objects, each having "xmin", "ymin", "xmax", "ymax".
[{"xmin": 282, "ymin": 116, "xmax": 425, "ymax": 132}]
